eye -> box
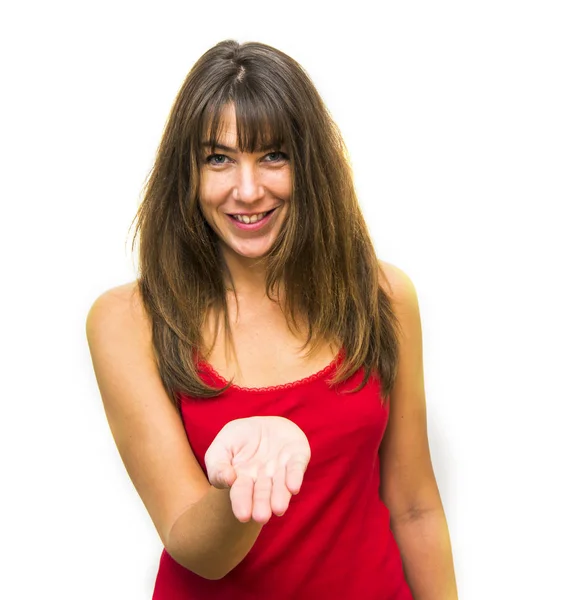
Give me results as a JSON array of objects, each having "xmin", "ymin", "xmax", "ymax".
[
  {"xmin": 264, "ymin": 151, "xmax": 289, "ymax": 163},
  {"xmin": 205, "ymin": 153, "xmax": 231, "ymax": 166}
]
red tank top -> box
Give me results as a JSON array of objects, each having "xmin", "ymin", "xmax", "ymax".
[{"xmin": 152, "ymin": 349, "xmax": 413, "ymax": 599}]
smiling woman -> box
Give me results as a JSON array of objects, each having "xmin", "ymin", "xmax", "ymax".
[
  {"xmin": 86, "ymin": 38, "xmax": 457, "ymax": 599},
  {"xmin": 197, "ymin": 104, "xmax": 292, "ymax": 260}
]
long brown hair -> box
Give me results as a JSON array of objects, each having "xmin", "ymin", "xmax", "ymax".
[{"xmin": 130, "ymin": 39, "xmax": 401, "ymax": 407}]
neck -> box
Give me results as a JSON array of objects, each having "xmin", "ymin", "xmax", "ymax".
[{"xmin": 221, "ymin": 245, "xmax": 279, "ymax": 300}]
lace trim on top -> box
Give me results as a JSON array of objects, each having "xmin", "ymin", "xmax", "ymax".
[{"xmin": 197, "ymin": 347, "xmax": 345, "ymax": 393}]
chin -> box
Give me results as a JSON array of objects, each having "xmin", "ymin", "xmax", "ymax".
[
  {"xmin": 234, "ymin": 245, "xmax": 271, "ymax": 260},
  {"xmin": 225, "ymin": 238, "xmax": 275, "ymax": 260}
]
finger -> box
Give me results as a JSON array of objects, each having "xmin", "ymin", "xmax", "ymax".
[
  {"xmin": 208, "ymin": 462, "xmax": 237, "ymax": 489},
  {"xmin": 252, "ymin": 474, "xmax": 273, "ymax": 524},
  {"xmin": 285, "ymin": 455, "xmax": 309, "ymax": 495},
  {"xmin": 271, "ymin": 466, "xmax": 292, "ymax": 517},
  {"xmin": 229, "ymin": 474, "xmax": 255, "ymax": 523},
  {"xmin": 205, "ymin": 444, "xmax": 234, "ymax": 487}
]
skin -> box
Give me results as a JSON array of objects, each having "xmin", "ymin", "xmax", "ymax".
[
  {"xmin": 198, "ymin": 102, "xmax": 291, "ymax": 297},
  {"xmin": 197, "ymin": 104, "xmax": 458, "ymax": 594},
  {"xmin": 377, "ymin": 263, "xmax": 458, "ymax": 598},
  {"xmin": 205, "ymin": 416, "xmax": 312, "ymax": 524}
]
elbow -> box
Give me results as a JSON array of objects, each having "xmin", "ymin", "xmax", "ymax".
[
  {"xmin": 165, "ymin": 541, "xmax": 228, "ymax": 581},
  {"xmin": 196, "ymin": 568, "xmax": 227, "ymax": 582},
  {"xmin": 197, "ymin": 562, "xmax": 229, "ymax": 581},
  {"xmin": 166, "ymin": 548, "xmax": 226, "ymax": 581}
]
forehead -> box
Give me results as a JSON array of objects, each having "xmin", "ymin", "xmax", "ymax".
[{"xmin": 200, "ymin": 102, "xmax": 284, "ymax": 152}]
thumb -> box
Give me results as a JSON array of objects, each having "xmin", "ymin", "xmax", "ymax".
[
  {"xmin": 205, "ymin": 442, "xmax": 236, "ymax": 488},
  {"xmin": 208, "ymin": 461, "xmax": 237, "ymax": 489}
]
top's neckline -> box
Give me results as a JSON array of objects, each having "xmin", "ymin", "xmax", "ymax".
[{"xmin": 197, "ymin": 347, "xmax": 345, "ymax": 394}]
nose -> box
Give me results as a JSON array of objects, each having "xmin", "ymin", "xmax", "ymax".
[{"xmin": 232, "ymin": 162, "xmax": 265, "ymax": 203}]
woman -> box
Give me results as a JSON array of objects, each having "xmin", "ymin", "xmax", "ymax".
[{"xmin": 86, "ymin": 40, "xmax": 458, "ymax": 599}]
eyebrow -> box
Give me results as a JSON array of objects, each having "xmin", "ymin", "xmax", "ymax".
[{"xmin": 200, "ymin": 141, "xmax": 281, "ymax": 153}]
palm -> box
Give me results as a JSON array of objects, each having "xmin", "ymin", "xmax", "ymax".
[{"xmin": 205, "ymin": 416, "xmax": 311, "ymax": 524}]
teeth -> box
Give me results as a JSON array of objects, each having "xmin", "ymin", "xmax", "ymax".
[{"xmin": 233, "ymin": 211, "xmax": 268, "ymax": 224}]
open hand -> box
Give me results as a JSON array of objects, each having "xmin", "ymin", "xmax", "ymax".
[{"xmin": 204, "ymin": 416, "xmax": 311, "ymax": 525}]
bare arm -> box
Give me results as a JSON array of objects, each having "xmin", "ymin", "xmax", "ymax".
[
  {"xmin": 85, "ymin": 283, "xmax": 263, "ymax": 580},
  {"xmin": 389, "ymin": 506, "xmax": 456, "ymax": 599},
  {"xmin": 378, "ymin": 262, "xmax": 458, "ymax": 599},
  {"xmin": 167, "ymin": 487, "xmax": 263, "ymax": 578}
]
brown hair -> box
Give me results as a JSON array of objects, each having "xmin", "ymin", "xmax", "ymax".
[{"xmin": 130, "ymin": 39, "xmax": 401, "ymax": 406}]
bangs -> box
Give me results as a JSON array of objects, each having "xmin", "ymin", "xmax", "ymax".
[{"xmin": 200, "ymin": 88, "xmax": 291, "ymax": 155}]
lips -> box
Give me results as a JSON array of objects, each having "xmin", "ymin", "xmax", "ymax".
[
  {"xmin": 226, "ymin": 206, "xmax": 278, "ymax": 231},
  {"xmin": 227, "ymin": 208, "xmax": 278, "ymax": 218}
]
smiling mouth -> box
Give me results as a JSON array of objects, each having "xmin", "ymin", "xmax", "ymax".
[{"xmin": 227, "ymin": 207, "xmax": 277, "ymax": 224}]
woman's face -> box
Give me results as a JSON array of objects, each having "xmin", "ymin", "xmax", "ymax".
[{"xmin": 198, "ymin": 104, "xmax": 292, "ymax": 260}]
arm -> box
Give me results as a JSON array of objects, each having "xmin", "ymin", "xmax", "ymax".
[
  {"xmin": 167, "ymin": 487, "xmax": 263, "ymax": 579},
  {"xmin": 86, "ymin": 283, "xmax": 263, "ymax": 580},
  {"xmin": 378, "ymin": 262, "xmax": 458, "ymax": 599}
]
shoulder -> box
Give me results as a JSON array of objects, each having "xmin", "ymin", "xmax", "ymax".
[
  {"xmin": 86, "ymin": 280, "xmax": 149, "ymax": 344},
  {"xmin": 87, "ymin": 279, "xmax": 141, "ymax": 313},
  {"xmin": 378, "ymin": 260, "xmax": 419, "ymax": 311}
]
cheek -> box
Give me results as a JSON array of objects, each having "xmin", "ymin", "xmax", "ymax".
[
  {"xmin": 197, "ymin": 201, "xmax": 222, "ymax": 236},
  {"xmin": 266, "ymin": 169, "xmax": 292, "ymax": 197},
  {"xmin": 198, "ymin": 187, "xmax": 218, "ymax": 219},
  {"xmin": 200, "ymin": 175, "xmax": 231, "ymax": 203}
]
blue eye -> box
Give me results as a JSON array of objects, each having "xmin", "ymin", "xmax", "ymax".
[
  {"xmin": 205, "ymin": 154, "xmax": 229, "ymax": 165},
  {"xmin": 264, "ymin": 151, "xmax": 289, "ymax": 163}
]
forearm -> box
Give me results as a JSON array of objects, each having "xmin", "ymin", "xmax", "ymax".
[
  {"xmin": 391, "ymin": 506, "xmax": 458, "ymax": 600},
  {"xmin": 166, "ymin": 486, "xmax": 264, "ymax": 580}
]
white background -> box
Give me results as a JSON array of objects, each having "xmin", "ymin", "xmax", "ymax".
[{"xmin": 1, "ymin": 1, "xmax": 561, "ymax": 598}]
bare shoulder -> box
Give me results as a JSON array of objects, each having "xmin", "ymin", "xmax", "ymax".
[
  {"xmin": 85, "ymin": 280, "xmax": 153, "ymax": 375},
  {"xmin": 86, "ymin": 280, "xmax": 148, "ymax": 340},
  {"xmin": 378, "ymin": 260, "xmax": 418, "ymax": 309},
  {"xmin": 87, "ymin": 279, "xmax": 142, "ymax": 313}
]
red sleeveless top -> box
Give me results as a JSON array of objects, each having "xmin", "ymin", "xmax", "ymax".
[{"xmin": 152, "ymin": 350, "xmax": 413, "ymax": 599}]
